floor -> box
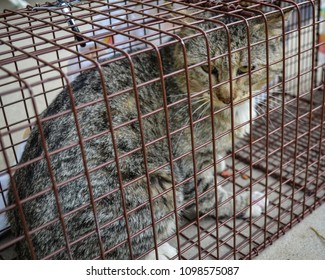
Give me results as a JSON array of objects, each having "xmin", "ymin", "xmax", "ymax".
[
  {"xmin": 1, "ymin": 196, "xmax": 324, "ymax": 260},
  {"xmin": 255, "ymin": 204, "xmax": 325, "ymax": 260}
]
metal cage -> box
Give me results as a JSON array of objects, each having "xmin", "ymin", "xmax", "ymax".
[{"xmin": 0, "ymin": 0, "xmax": 324, "ymax": 259}]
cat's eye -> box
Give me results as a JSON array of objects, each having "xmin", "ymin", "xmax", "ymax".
[
  {"xmin": 201, "ymin": 65, "xmax": 219, "ymax": 77},
  {"xmin": 237, "ymin": 65, "xmax": 256, "ymax": 76},
  {"xmin": 201, "ymin": 65, "xmax": 210, "ymax": 73}
]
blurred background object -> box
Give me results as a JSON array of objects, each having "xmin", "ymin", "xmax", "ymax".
[{"xmin": 1, "ymin": 0, "xmax": 39, "ymax": 10}]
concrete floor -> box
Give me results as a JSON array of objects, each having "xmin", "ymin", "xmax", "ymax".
[{"xmin": 255, "ymin": 204, "xmax": 325, "ymax": 260}]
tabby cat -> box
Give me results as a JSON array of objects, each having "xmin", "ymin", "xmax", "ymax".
[{"xmin": 8, "ymin": 8, "xmax": 289, "ymax": 259}]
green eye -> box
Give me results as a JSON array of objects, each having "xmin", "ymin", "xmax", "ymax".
[
  {"xmin": 201, "ymin": 64, "xmax": 210, "ymax": 73},
  {"xmin": 201, "ymin": 65, "xmax": 219, "ymax": 77},
  {"xmin": 237, "ymin": 65, "xmax": 256, "ymax": 76},
  {"xmin": 238, "ymin": 66, "xmax": 249, "ymax": 73}
]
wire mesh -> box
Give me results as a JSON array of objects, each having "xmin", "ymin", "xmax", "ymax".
[{"xmin": 0, "ymin": 0, "xmax": 324, "ymax": 260}]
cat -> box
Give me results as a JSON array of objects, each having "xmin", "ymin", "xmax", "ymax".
[{"xmin": 7, "ymin": 7, "xmax": 290, "ymax": 259}]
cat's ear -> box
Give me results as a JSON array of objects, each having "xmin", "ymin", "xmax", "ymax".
[{"xmin": 264, "ymin": 8, "xmax": 293, "ymax": 37}]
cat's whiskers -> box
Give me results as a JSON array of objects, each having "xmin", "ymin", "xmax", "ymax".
[
  {"xmin": 173, "ymin": 96, "xmax": 211, "ymax": 150},
  {"xmin": 254, "ymin": 102, "xmax": 271, "ymax": 127},
  {"xmin": 260, "ymin": 96, "xmax": 300, "ymax": 121},
  {"xmin": 197, "ymin": 102, "xmax": 211, "ymax": 121},
  {"xmin": 168, "ymin": 93, "xmax": 188, "ymax": 100},
  {"xmin": 175, "ymin": 95, "xmax": 209, "ymax": 116},
  {"xmin": 255, "ymin": 94, "xmax": 306, "ymax": 129},
  {"xmin": 191, "ymin": 99, "xmax": 211, "ymax": 121}
]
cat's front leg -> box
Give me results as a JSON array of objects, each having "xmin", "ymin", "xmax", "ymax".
[
  {"xmin": 215, "ymin": 188, "xmax": 269, "ymax": 218},
  {"xmin": 194, "ymin": 167, "xmax": 268, "ymax": 218},
  {"xmin": 217, "ymin": 153, "xmax": 227, "ymax": 173},
  {"xmin": 216, "ymin": 152, "xmax": 235, "ymax": 178},
  {"xmin": 143, "ymin": 242, "xmax": 178, "ymax": 260}
]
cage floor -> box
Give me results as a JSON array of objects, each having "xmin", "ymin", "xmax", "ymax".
[{"xmin": 1, "ymin": 88, "xmax": 323, "ymax": 260}]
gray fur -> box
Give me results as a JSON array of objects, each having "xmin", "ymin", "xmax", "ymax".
[{"xmin": 8, "ymin": 10, "xmax": 288, "ymax": 259}]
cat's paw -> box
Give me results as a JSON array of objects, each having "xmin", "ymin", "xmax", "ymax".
[
  {"xmin": 144, "ymin": 243, "xmax": 178, "ymax": 260},
  {"xmin": 243, "ymin": 191, "xmax": 269, "ymax": 218},
  {"xmin": 221, "ymin": 169, "xmax": 233, "ymax": 178},
  {"xmin": 217, "ymin": 155, "xmax": 227, "ymax": 173}
]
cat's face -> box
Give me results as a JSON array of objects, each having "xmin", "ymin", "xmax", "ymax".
[{"xmin": 172, "ymin": 11, "xmax": 290, "ymax": 109}]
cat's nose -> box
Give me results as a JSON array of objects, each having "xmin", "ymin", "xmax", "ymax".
[
  {"xmin": 219, "ymin": 96, "xmax": 232, "ymax": 104},
  {"xmin": 216, "ymin": 85, "xmax": 237, "ymax": 104}
]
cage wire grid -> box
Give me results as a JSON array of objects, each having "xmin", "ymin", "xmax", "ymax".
[{"xmin": 0, "ymin": 0, "xmax": 324, "ymax": 259}]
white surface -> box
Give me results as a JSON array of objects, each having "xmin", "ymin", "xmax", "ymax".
[{"xmin": 255, "ymin": 204, "xmax": 325, "ymax": 260}]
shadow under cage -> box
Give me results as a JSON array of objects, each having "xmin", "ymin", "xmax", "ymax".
[{"xmin": 0, "ymin": 0, "xmax": 324, "ymax": 259}]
